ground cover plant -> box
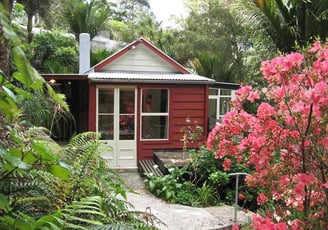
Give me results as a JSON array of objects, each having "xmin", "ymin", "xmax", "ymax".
[
  {"xmin": 145, "ymin": 147, "xmax": 257, "ymax": 209},
  {"xmin": 207, "ymin": 42, "xmax": 328, "ymax": 229}
]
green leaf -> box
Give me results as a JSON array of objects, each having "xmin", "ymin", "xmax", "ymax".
[
  {"xmin": 63, "ymin": 215, "xmax": 103, "ymax": 226},
  {"xmin": 8, "ymin": 128, "xmax": 25, "ymax": 148},
  {"xmin": 23, "ymin": 152, "xmax": 37, "ymax": 163},
  {"xmin": 59, "ymin": 161, "xmax": 73, "ymax": 170},
  {"xmin": 46, "ymin": 84, "xmax": 69, "ymax": 111},
  {"xmin": 14, "ymin": 219, "xmax": 32, "ymax": 230},
  {"xmin": 2, "ymin": 86, "xmax": 16, "ymax": 102},
  {"xmin": 9, "ymin": 147, "xmax": 22, "ymax": 158},
  {"xmin": 12, "ymin": 46, "xmax": 44, "ymax": 91},
  {"xmin": 148, "ymin": 181, "xmax": 155, "ymax": 191},
  {"xmin": 0, "ymin": 193, "xmax": 9, "ymax": 210},
  {"xmin": 47, "ymin": 165, "xmax": 70, "ymax": 180},
  {"xmin": 165, "ymin": 190, "xmax": 172, "ymax": 200},
  {"xmin": 31, "ymin": 142, "xmax": 56, "ymax": 163},
  {"xmin": 0, "ymin": 148, "xmax": 31, "ymax": 170},
  {"xmin": 33, "ymin": 215, "xmax": 64, "ymax": 229},
  {"xmin": 0, "ymin": 92, "xmax": 19, "ymax": 119},
  {"xmin": 65, "ymin": 208, "xmax": 105, "ymax": 217},
  {"xmin": 14, "ymin": 87, "xmax": 33, "ymax": 99}
]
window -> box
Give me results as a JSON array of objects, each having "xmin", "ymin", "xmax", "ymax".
[
  {"xmin": 208, "ymin": 88, "xmax": 235, "ymax": 130},
  {"xmin": 141, "ymin": 89, "xmax": 169, "ymax": 140}
]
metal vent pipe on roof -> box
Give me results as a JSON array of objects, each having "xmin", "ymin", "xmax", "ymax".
[{"xmin": 79, "ymin": 33, "xmax": 90, "ymax": 74}]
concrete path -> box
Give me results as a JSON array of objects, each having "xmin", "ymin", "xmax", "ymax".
[{"xmin": 119, "ymin": 172, "xmax": 252, "ymax": 230}]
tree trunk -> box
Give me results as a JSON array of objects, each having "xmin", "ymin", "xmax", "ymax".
[
  {"xmin": 0, "ymin": 0, "xmax": 14, "ymax": 77},
  {"xmin": 27, "ymin": 13, "xmax": 33, "ymax": 43},
  {"xmin": 0, "ymin": 24, "xmax": 9, "ymax": 77}
]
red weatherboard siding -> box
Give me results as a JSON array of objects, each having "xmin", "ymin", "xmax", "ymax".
[
  {"xmin": 138, "ymin": 84, "xmax": 208, "ymax": 160},
  {"xmin": 88, "ymin": 84, "xmax": 97, "ymax": 131}
]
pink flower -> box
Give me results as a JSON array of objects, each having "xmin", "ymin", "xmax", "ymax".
[
  {"xmin": 257, "ymin": 193, "xmax": 269, "ymax": 205},
  {"xmin": 296, "ymin": 173, "xmax": 315, "ymax": 187},
  {"xmin": 323, "ymin": 182, "xmax": 328, "ymax": 189},
  {"xmin": 231, "ymin": 224, "xmax": 240, "ymax": 230},
  {"xmin": 251, "ymin": 214, "xmax": 288, "ymax": 230},
  {"xmin": 308, "ymin": 41, "xmax": 322, "ymax": 53},
  {"xmin": 238, "ymin": 193, "xmax": 246, "ymax": 200},
  {"xmin": 236, "ymin": 85, "xmax": 252, "ymax": 98},
  {"xmin": 257, "ymin": 103, "xmax": 275, "ymax": 119},
  {"xmin": 222, "ymin": 158, "xmax": 232, "ymax": 171},
  {"xmin": 247, "ymin": 91, "xmax": 260, "ymax": 102}
]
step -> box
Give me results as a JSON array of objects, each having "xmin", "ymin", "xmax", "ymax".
[{"xmin": 139, "ymin": 160, "xmax": 164, "ymax": 177}]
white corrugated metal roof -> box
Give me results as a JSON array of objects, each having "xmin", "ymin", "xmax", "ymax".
[{"xmin": 88, "ymin": 72, "xmax": 215, "ymax": 84}]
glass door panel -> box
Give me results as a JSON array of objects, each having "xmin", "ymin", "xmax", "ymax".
[
  {"xmin": 98, "ymin": 115, "xmax": 114, "ymax": 140},
  {"xmin": 119, "ymin": 89, "xmax": 135, "ymax": 140},
  {"xmin": 98, "ymin": 88, "xmax": 114, "ymax": 140}
]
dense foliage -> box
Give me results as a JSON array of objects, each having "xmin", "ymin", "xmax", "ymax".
[
  {"xmin": 0, "ymin": 7, "xmax": 158, "ymax": 229},
  {"xmin": 23, "ymin": 32, "xmax": 78, "ymax": 73},
  {"xmin": 232, "ymin": 0, "xmax": 328, "ymax": 53},
  {"xmin": 145, "ymin": 147, "xmax": 257, "ymax": 210},
  {"xmin": 208, "ymin": 42, "xmax": 328, "ymax": 229},
  {"xmin": 63, "ymin": 0, "xmax": 112, "ymax": 40}
]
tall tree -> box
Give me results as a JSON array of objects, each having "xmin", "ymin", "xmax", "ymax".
[
  {"xmin": 113, "ymin": 0, "xmax": 150, "ymax": 22},
  {"xmin": 16, "ymin": 0, "xmax": 53, "ymax": 43},
  {"xmin": 63, "ymin": 0, "xmax": 112, "ymax": 40},
  {"xmin": 180, "ymin": 0, "xmax": 245, "ymax": 82},
  {"xmin": 0, "ymin": 0, "xmax": 14, "ymax": 76},
  {"xmin": 110, "ymin": 0, "xmax": 171, "ymax": 49},
  {"xmin": 231, "ymin": 0, "xmax": 328, "ymax": 52}
]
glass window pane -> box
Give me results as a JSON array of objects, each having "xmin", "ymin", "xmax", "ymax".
[
  {"xmin": 98, "ymin": 89, "xmax": 114, "ymax": 113},
  {"xmin": 208, "ymin": 99, "xmax": 217, "ymax": 130},
  {"xmin": 98, "ymin": 115, "xmax": 113, "ymax": 140},
  {"xmin": 220, "ymin": 89, "xmax": 231, "ymax": 96},
  {"xmin": 142, "ymin": 89, "xmax": 168, "ymax": 113},
  {"xmin": 142, "ymin": 116, "xmax": 168, "ymax": 139},
  {"xmin": 219, "ymin": 97, "xmax": 231, "ymax": 115},
  {"xmin": 120, "ymin": 89, "xmax": 135, "ymax": 114},
  {"xmin": 209, "ymin": 88, "xmax": 218, "ymax": 95}
]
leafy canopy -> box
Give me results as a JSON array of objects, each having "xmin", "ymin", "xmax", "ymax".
[{"xmin": 231, "ymin": 0, "xmax": 328, "ymax": 52}]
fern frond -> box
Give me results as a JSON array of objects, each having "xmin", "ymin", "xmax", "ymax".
[{"xmin": 35, "ymin": 196, "xmax": 107, "ymax": 229}]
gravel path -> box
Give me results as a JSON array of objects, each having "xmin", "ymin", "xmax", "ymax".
[{"xmin": 120, "ymin": 172, "xmax": 252, "ymax": 230}]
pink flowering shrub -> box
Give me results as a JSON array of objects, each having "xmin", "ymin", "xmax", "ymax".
[{"xmin": 207, "ymin": 42, "xmax": 328, "ymax": 229}]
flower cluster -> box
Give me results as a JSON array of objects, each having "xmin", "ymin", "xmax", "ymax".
[{"xmin": 207, "ymin": 42, "xmax": 328, "ymax": 229}]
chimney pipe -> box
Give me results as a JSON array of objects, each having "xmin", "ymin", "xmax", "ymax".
[{"xmin": 79, "ymin": 33, "xmax": 90, "ymax": 74}]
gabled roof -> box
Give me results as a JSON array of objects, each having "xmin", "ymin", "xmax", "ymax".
[{"xmin": 90, "ymin": 38, "xmax": 191, "ymax": 74}]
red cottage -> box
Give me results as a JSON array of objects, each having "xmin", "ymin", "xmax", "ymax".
[{"xmin": 44, "ymin": 35, "xmax": 222, "ymax": 169}]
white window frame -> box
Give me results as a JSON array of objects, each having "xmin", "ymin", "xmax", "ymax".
[{"xmin": 209, "ymin": 88, "xmax": 235, "ymax": 122}]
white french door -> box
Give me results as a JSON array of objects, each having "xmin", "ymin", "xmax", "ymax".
[{"xmin": 97, "ymin": 87, "xmax": 137, "ymax": 168}]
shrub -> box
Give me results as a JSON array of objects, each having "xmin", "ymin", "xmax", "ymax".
[
  {"xmin": 23, "ymin": 32, "xmax": 78, "ymax": 73},
  {"xmin": 207, "ymin": 42, "xmax": 328, "ymax": 229}
]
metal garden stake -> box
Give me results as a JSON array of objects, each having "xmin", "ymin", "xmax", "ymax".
[{"xmin": 228, "ymin": 172, "xmax": 249, "ymax": 223}]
